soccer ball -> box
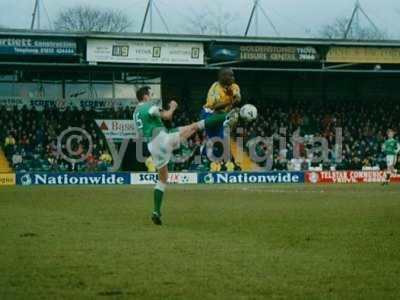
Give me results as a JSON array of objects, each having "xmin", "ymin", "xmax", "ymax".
[{"xmin": 240, "ymin": 104, "xmax": 258, "ymax": 122}]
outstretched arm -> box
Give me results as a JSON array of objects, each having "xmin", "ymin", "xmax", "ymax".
[
  {"xmin": 212, "ymin": 101, "xmax": 234, "ymax": 111},
  {"xmin": 160, "ymin": 100, "xmax": 178, "ymax": 121}
]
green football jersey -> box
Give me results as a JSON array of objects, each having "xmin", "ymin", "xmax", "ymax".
[
  {"xmin": 133, "ymin": 101, "xmax": 166, "ymax": 141},
  {"xmin": 383, "ymin": 138, "xmax": 400, "ymax": 155}
]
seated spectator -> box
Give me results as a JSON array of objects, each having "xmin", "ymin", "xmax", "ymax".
[
  {"xmin": 224, "ymin": 160, "xmax": 235, "ymax": 172},
  {"xmin": 86, "ymin": 153, "xmax": 98, "ymax": 171},
  {"xmin": 300, "ymin": 158, "xmax": 310, "ymax": 171},
  {"xmin": 4, "ymin": 132, "xmax": 16, "ymax": 158},
  {"xmin": 100, "ymin": 150, "xmax": 113, "ymax": 164},
  {"xmin": 145, "ymin": 156, "xmax": 156, "ymax": 172},
  {"xmin": 190, "ymin": 157, "xmax": 209, "ymax": 172},
  {"xmin": 5, "ymin": 132, "xmax": 16, "ymax": 147},
  {"xmin": 289, "ymin": 158, "xmax": 303, "ymax": 171},
  {"xmin": 210, "ymin": 160, "xmax": 222, "ymax": 172},
  {"xmin": 12, "ymin": 152, "xmax": 23, "ymax": 168}
]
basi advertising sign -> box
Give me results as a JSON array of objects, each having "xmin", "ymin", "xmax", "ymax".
[
  {"xmin": 0, "ymin": 37, "xmax": 77, "ymax": 56},
  {"xmin": 199, "ymin": 172, "xmax": 304, "ymax": 184},
  {"xmin": 95, "ymin": 119, "xmax": 136, "ymax": 140},
  {"xmin": 16, "ymin": 173, "xmax": 130, "ymax": 186}
]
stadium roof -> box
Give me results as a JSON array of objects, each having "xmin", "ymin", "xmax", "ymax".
[
  {"xmin": 3, "ymin": 28, "xmax": 400, "ymax": 74},
  {"xmin": 2, "ymin": 28, "xmax": 400, "ymax": 48}
]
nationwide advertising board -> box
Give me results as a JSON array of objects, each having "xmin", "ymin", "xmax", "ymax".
[
  {"xmin": 305, "ymin": 171, "xmax": 400, "ymax": 184},
  {"xmin": 16, "ymin": 173, "xmax": 130, "ymax": 186},
  {"xmin": 0, "ymin": 37, "xmax": 77, "ymax": 56},
  {"xmin": 199, "ymin": 172, "xmax": 304, "ymax": 184},
  {"xmin": 209, "ymin": 44, "xmax": 319, "ymax": 62},
  {"xmin": 131, "ymin": 173, "xmax": 198, "ymax": 185},
  {"xmin": 87, "ymin": 39, "xmax": 204, "ymax": 65},
  {"xmin": 9, "ymin": 171, "xmax": 400, "ymax": 186}
]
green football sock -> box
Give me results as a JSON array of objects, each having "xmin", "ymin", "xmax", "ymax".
[
  {"xmin": 154, "ymin": 182, "xmax": 166, "ymax": 215},
  {"xmin": 204, "ymin": 113, "xmax": 227, "ymax": 130}
]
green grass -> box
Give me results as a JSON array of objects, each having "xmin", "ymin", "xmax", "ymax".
[{"xmin": 0, "ymin": 184, "xmax": 400, "ymax": 300}]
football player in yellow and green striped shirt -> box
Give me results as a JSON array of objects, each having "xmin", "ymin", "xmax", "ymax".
[{"xmin": 200, "ymin": 68, "xmax": 241, "ymax": 139}]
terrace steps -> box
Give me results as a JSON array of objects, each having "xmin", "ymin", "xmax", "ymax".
[
  {"xmin": 0, "ymin": 149, "xmax": 12, "ymax": 173},
  {"xmin": 230, "ymin": 140, "xmax": 260, "ymax": 172}
]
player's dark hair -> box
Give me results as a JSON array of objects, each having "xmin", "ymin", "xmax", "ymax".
[
  {"xmin": 136, "ymin": 86, "xmax": 151, "ymax": 102},
  {"xmin": 388, "ymin": 128, "xmax": 396, "ymax": 135},
  {"xmin": 218, "ymin": 67, "xmax": 234, "ymax": 78}
]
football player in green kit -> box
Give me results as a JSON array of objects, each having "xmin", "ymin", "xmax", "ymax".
[
  {"xmin": 382, "ymin": 129, "xmax": 400, "ymax": 185},
  {"xmin": 133, "ymin": 86, "xmax": 239, "ymax": 225}
]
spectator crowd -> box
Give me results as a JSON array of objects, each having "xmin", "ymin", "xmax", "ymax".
[
  {"xmin": 1, "ymin": 98, "xmax": 399, "ymax": 173},
  {"xmin": 0, "ymin": 106, "xmax": 126, "ymax": 172},
  {"xmin": 243, "ymin": 98, "xmax": 400, "ymax": 171}
]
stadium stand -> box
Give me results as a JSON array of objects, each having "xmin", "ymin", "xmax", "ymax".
[
  {"xmin": 2, "ymin": 30, "xmax": 400, "ymax": 173},
  {"xmin": 243, "ymin": 98, "xmax": 400, "ymax": 171},
  {"xmin": 230, "ymin": 139, "xmax": 260, "ymax": 172},
  {"xmin": 1, "ymin": 96, "xmax": 399, "ymax": 172},
  {"xmin": 0, "ymin": 106, "xmax": 127, "ymax": 172}
]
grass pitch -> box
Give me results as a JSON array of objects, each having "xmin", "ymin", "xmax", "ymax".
[{"xmin": 0, "ymin": 184, "xmax": 400, "ymax": 300}]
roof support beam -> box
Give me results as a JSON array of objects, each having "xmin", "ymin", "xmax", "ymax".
[
  {"xmin": 0, "ymin": 61, "xmax": 397, "ymax": 74},
  {"xmin": 30, "ymin": 0, "xmax": 39, "ymax": 30}
]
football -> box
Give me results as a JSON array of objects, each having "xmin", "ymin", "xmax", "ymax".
[{"xmin": 240, "ymin": 104, "xmax": 258, "ymax": 121}]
